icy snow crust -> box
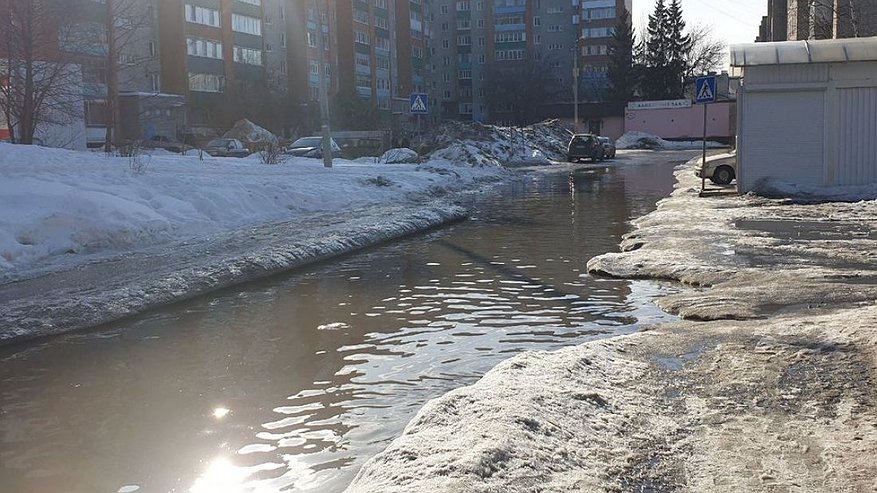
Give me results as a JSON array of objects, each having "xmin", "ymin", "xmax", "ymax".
[
  {"xmin": 347, "ymin": 158, "xmax": 877, "ymax": 492},
  {"xmin": 0, "ymin": 141, "xmax": 518, "ymax": 343}
]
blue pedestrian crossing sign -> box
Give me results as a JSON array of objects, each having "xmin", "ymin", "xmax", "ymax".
[
  {"xmin": 410, "ymin": 93, "xmax": 429, "ymax": 114},
  {"xmin": 695, "ymin": 76, "xmax": 717, "ymax": 104}
]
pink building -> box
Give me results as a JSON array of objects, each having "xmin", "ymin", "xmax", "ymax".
[{"xmin": 624, "ymin": 100, "xmax": 735, "ymax": 144}]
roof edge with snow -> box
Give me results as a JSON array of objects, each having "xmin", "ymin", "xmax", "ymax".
[{"xmin": 730, "ymin": 36, "xmax": 877, "ymax": 67}]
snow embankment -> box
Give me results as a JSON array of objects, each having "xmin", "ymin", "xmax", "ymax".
[
  {"xmin": 417, "ymin": 120, "xmax": 572, "ymax": 166},
  {"xmin": 0, "ymin": 143, "xmax": 503, "ymax": 273},
  {"xmin": 616, "ymin": 131, "xmax": 726, "ymax": 150}
]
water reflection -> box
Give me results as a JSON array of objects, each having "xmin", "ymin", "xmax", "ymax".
[{"xmin": 0, "ymin": 160, "xmax": 681, "ymax": 493}]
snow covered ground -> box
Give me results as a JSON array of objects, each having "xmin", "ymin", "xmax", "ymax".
[
  {"xmin": 0, "ymin": 143, "xmax": 504, "ymax": 274},
  {"xmin": 347, "ymin": 157, "xmax": 877, "ymax": 492}
]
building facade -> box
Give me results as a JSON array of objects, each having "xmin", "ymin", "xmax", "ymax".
[
  {"xmin": 758, "ymin": 0, "xmax": 877, "ymax": 42},
  {"xmin": 578, "ymin": 0, "xmax": 631, "ymax": 99}
]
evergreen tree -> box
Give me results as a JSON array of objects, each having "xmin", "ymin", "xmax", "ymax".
[
  {"xmin": 641, "ymin": 0, "xmax": 670, "ymax": 99},
  {"xmin": 665, "ymin": 0, "xmax": 692, "ymax": 98},
  {"xmin": 607, "ymin": 8, "xmax": 636, "ymax": 102}
]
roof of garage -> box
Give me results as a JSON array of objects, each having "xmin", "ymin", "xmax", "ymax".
[{"xmin": 730, "ymin": 37, "xmax": 877, "ymax": 67}]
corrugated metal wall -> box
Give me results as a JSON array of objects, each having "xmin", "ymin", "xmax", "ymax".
[
  {"xmin": 740, "ymin": 91, "xmax": 825, "ymax": 191},
  {"xmin": 836, "ymin": 87, "xmax": 877, "ymax": 186}
]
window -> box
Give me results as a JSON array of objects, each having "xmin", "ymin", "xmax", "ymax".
[
  {"xmin": 456, "ymin": 1, "xmax": 470, "ymax": 11},
  {"xmin": 281, "ymin": 33, "xmax": 286, "ymax": 48},
  {"xmin": 307, "ymin": 31, "xmax": 316, "ymax": 47},
  {"xmin": 440, "ymin": 4, "xmax": 448, "ymax": 14},
  {"xmin": 457, "ymin": 35, "xmax": 471, "ymax": 45},
  {"xmin": 375, "ymin": 36, "xmax": 390, "ymax": 50},
  {"xmin": 355, "ymin": 30, "xmax": 370, "ymax": 44},
  {"xmin": 238, "ymin": 0, "xmax": 260, "ymax": 5},
  {"xmin": 547, "ymin": 25, "xmax": 562, "ymax": 32},
  {"xmin": 582, "ymin": 27, "xmax": 614, "ymax": 38},
  {"xmin": 459, "ymin": 102, "xmax": 473, "ymax": 114},
  {"xmin": 231, "ymin": 14, "xmax": 261, "ymax": 35},
  {"xmin": 186, "ymin": 37, "xmax": 223, "ymax": 59},
  {"xmin": 150, "ymin": 73, "xmax": 160, "ymax": 92},
  {"xmin": 148, "ymin": 40, "xmax": 156, "ymax": 57},
  {"xmin": 375, "ymin": 0, "xmax": 387, "ymax": 8},
  {"xmin": 495, "ymin": 49, "xmax": 523, "ymax": 61},
  {"xmin": 546, "ymin": 6, "xmax": 563, "ymax": 14},
  {"xmin": 584, "ymin": 7, "xmax": 616, "ymax": 20},
  {"xmin": 189, "ymin": 73, "xmax": 224, "ymax": 92},
  {"xmin": 354, "ymin": 9, "xmax": 369, "ymax": 24},
  {"xmin": 280, "ymin": 61, "xmax": 287, "ymax": 74},
  {"xmin": 374, "ymin": 16, "xmax": 388, "ymax": 29},
  {"xmin": 495, "ymin": 32, "xmax": 525, "ymax": 43},
  {"xmin": 234, "ymin": 46, "xmax": 262, "ymax": 65},
  {"xmin": 185, "ymin": 5, "xmax": 220, "ymax": 27},
  {"xmin": 458, "ymin": 69, "xmax": 471, "ymax": 79},
  {"xmin": 412, "ymin": 46, "xmax": 423, "ymax": 58},
  {"xmin": 533, "ymin": 16, "xmax": 541, "ymax": 27},
  {"xmin": 548, "ymin": 42, "xmax": 563, "ymax": 50},
  {"xmin": 265, "ymin": 43, "xmax": 273, "ymax": 52}
]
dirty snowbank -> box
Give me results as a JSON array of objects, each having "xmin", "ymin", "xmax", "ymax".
[
  {"xmin": 348, "ymin": 304, "xmax": 877, "ymax": 492},
  {"xmin": 415, "ymin": 120, "xmax": 572, "ymax": 166},
  {"xmin": 616, "ymin": 131, "xmax": 727, "ymax": 150},
  {"xmin": 0, "ymin": 143, "xmax": 504, "ymax": 274},
  {"xmin": 587, "ymin": 158, "xmax": 877, "ymax": 320},
  {"xmin": 348, "ymin": 156, "xmax": 877, "ymax": 492},
  {"xmin": 0, "ymin": 203, "xmax": 468, "ymax": 345}
]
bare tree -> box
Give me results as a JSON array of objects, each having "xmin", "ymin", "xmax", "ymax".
[
  {"xmin": 684, "ymin": 24, "xmax": 727, "ymax": 79},
  {"xmin": 0, "ymin": 0, "xmax": 82, "ymax": 144}
]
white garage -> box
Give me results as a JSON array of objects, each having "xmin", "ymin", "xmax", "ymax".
[{"xmin": 731, "ymin": 37, "xmax": 877, "ymax": 194}]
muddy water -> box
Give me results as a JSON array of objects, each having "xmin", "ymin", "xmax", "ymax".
[{"xmin": 0, "ymin": 157, "xmax": 683, "ymax": 493}]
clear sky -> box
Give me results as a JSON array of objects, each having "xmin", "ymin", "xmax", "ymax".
[{"xmin": 631, "ymin": 0, "xmax": 768, "ymax": 47}]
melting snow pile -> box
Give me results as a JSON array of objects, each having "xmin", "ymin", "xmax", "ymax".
[
  {"xmin": 381, "ymin": 148, "xmax": 420, "ymax": 164},
  {"xmin": 616, "ymin": 131, "xmax": 726, "ymax": 150},
  {"xmin": 223, "ymin": 119, "xmax": 279, "ymax": 146},
  {"xmin": 0, "ymin": 143, "xmax": 502, "ymax": 272},
  {"xmin": 417, "ymin": 120, "xmax": 573, "ymax": 166}
]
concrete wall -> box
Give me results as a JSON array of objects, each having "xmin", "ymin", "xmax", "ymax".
[{"xmin": 624, "ymin": 102, "xmax": 733, "ymax": 141}]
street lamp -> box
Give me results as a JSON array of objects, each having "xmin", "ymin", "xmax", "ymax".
[
  {"xmin": 314, "ymin": 0, "xmax": 332, "ymax": 168},
  {"xmin": 572, "ymin": 37, "xmax": 584, "ymax": 134}
]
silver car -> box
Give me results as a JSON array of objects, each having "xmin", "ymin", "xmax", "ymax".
[{"xmin": 597, "ymin": 136, "xmax": 616, "ymax": 159}]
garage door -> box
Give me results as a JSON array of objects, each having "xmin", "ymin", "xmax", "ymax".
[
  {"xmin": 836, "ymin": 87, "xmax": 877, "ymax": 186},
  {"xmin": 741, "ymin": 91, "xmax": 824, "ymax": 191}
]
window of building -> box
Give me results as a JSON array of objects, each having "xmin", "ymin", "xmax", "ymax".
[
  {"xmin": 148, "ymin": 40, "xmax": 156, "ymax": 57},
  {"xmin": 185, "ymin": 5, "xmax": 220, "ymax": 27},
  {"xmin": 441, "ymin": 4, "xmax": 448, "ymax": 14},
  {"xmin": 457, "ymin": 35, "xmax": 471, "ymax": 45},
  {"xmin": 375, "ymin": 0, "xmax": 387, "ymax": 8},
  {"xmin": 547, "ymin": 25, "xmax": 562, "ymax": 32},
  {"xmin": 456, "ymin": 1, "xmax": 470, "ymax": 12},
  {"xmin": 186, "ymin": 37, "xmax": 223, "ymax": 59},
  {"xmin": 495, "ymin": 31, "xmax": 525, "ymax": 43},
  {"xmin": 307, "ymin": 31, "xmax": 316, "ymax": 47},
  {"xmin": 150, "ymin": 73, "xmax": 160, "ymax": 92},
  {"xmin": 188, "ymin": 73, "xmax": 224, "ymax": 92},
  {"xmin": 231, "ymin": 14, "xmax": 261, "ymax": 35},
  {"xmin": 238, "ymin": 0, "xmax": 261, "ymax": 5},
  {"xmin": 233, "ymin": 46, "xmax": 262, "ymax": 65},
  {"xmin": 354, "ymin": 8, "xmax": 369, "ymax": 24},
  {"xmin": 355, "ymin": 30, "xmax": 370, "ymax": 44}
]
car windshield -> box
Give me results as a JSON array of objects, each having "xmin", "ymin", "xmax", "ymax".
[
  {"xmin": 291, "ymin": 138, "xmax": 322, "ymax": 148},
  {"xmin": 207, "ymin": 139, "xmax": 232, "ymax": 148},
  {"xmin": 598, "ymin": 137, "xmax": 610, "ymax": 144}
]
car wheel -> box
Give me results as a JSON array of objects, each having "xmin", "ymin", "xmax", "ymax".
[{"xmin": 712, "ymin": 165, "xmax": 735, "ymax": 185}]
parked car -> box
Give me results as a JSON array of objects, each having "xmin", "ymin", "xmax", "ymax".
[
  {"xmin": 695, "ymin": 152, "xmax": 737, "ymax": 185},
  {"xmin": 143, "ymin": 135, "xmax": 186, "ymax": 153},
  {"xmin": 567, "ymin": 134, "xmax": 605, "ymax": 162},
  {"xmin": 597, "ymin": 136, "xmax": 616, "ymax": 159},
  {"xmin": 203, "ymin": 138, "xmax": 250, "ymax": 158},
  {"xmin": 284, "ymin": 136, "xmax": 342, "ymax": 159}
]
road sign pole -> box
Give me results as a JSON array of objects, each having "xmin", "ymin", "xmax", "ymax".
[{"xmin": 701, "ymin": 103, "xmax": 707, "ymax": 194}]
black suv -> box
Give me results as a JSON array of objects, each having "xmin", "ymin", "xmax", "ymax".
[{"xmin": 567, "ymin": 134, "xmax": 605, "ymax": 162}]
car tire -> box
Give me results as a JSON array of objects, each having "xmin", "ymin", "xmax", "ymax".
[{"xmin": 712, "ymin": 165, "xmax": 735, "ymax": 185}]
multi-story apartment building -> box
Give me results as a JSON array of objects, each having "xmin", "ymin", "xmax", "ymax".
[
  {"xmin": 758, "ymin": 0, "xmax": 877, "ymax": 41},
  {"xmin": 432, "ymin": 0, "xmax": 578, "ymax": 123},
  {"xmin": 578, "ymin": 0, "xmax": 631, "ymax": 99},
  {"xmin": 156, "ymin": 0, "xmax": 293, "ymax": 136}
]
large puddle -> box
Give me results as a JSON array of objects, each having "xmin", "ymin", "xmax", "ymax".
[{"xmin": 1, "ymin": 156, "xmax": 684, "ymax": 492}]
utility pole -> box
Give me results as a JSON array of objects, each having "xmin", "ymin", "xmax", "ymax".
[
  {"xmin": 572, "ymin": 37, "xmax": 583, "ymax": 133},
  {"xmin": 105, "ymin": 0, "xmax": 118, "ymax": 153},
  {"xmin": 313, "ymin": 0, "xmax": 332, "ymax": 168}
]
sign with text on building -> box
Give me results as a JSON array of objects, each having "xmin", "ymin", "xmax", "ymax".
[
  {"xmin": 695, "ymin": 76, "xmax": 718, "ymax": 104},
  {"xmin": 627, "ymin": 99, "xmax": 692, "ymax": 111},
  {"xmin": 410, "ymin": 93, "xmax": 429, "ymax": 114}
]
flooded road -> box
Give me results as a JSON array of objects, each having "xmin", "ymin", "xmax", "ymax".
[{"xmin": 0, "ymin": 152, "xmax": 691, "ymax": 492}]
